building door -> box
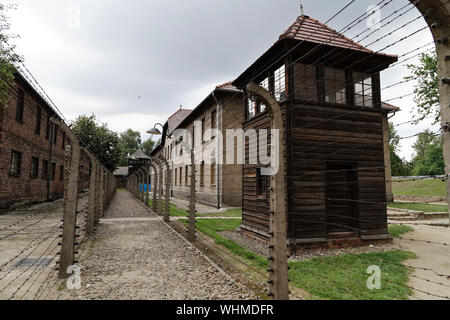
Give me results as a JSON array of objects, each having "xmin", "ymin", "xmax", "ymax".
[{"xmin": 325, "ymin": 162, "xmax": 358, "ymax": 235}]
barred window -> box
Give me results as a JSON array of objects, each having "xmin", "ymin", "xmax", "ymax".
[
  {"xmin": 294, "ymin": 62, "xmax": 317, "ymax": 101},
  {"xmin": 200, "ymin": 161, "xmax": 205, "ymax": 186},
  {"xmin": 30, "ymin": 157, "xmax": 39, "ymax": 178},
  {"xmin": 324, "ymin": 67, "xmax": 346, "ymax": 104},
  {"xmin": 354, "ymin": 72, "xmax": 373, "ymax": 107},
  {"xmin": 185, "ymin": 165, "xmax": 188, "ymax": 185},
  {"xmin": 274, "ymin": 64, "xmax": 286, "ymax": 102},
  {"xmin": 51, "ymin": 163, "xmax": 56, "ymax": 181},
  {"xmin": 256, "ymin": 167, "xmax": 268, "ymax": 196},
  {"xmin": 175, "ymin": 168, "xmax": 178, "ymax": 186},
  {"xmin": 260, "ymin": 78, "xmax": 269, "ymax": 113},
  {"xmin": 16, "ymin": 89, "xmax": 24, "ymax": 123},
  {"xmin": 10, "ymin": 150, "xmax": 22, "ymax": 176},
  {"xmin": 59, "ymin": 165, "xmax": 64, "ymax": 181},
  {"xmin": 211, "ymin": 162, "xmax": 216, "ymax": 185},
  {"xmin": 247, "ymin": 97, "xmax": 256, "ymax": 119},
  {"xmin": 35, "ymin": 107, "xmax": 41, "ymax": 134},
  {"xmin": 42, "ymin": 160, "xmax": 49, "ymax": 178},
  {"xmin": 211, "ymin": 110, "xmax": 216, "ymax": 131}
]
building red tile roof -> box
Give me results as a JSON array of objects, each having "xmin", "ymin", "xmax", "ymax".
[
  {"xmin": 216, "ymin": 81, "xmax": 240, "ymax": 92},
  {"xmin": 280, "ymin": 15, "xmax": 374, "ymax": 54},
  {"xmin": 167, "ymin": 108, "xmax": 192, "ymax": 134}
]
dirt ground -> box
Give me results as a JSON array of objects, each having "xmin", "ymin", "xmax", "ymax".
[{"xmin": 0, "ymin": 194, "xmax": 88, "ymax": 300}]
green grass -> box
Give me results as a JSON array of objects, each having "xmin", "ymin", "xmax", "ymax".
[
  {"xmin": 392, "ymin": 179, "xmax": 446, "ymax": 197},
  {"xmin": 180, "ymin": 218, "xmax": 268, "ymax": 269},
  {"xmin": 387, "ymin": 202, "xmax": 448, "ymax": 213},
  {"xmin": 148, "ymin": 199, "xmax": 188, "ymax": 217},
  {"xmin": 288, "ymin": 250, "xmax": 416, "ymax": 300},
  {"xmin": 388, "ymin": 225, "xmax": 414, "ymax": 238},
  {"xmin": 197, "ymin": 208, "xmax": 243, "ymax": 218},
  {"xmin": 182, "ymin": 218, "xmax": 416, "ymax": 300}
]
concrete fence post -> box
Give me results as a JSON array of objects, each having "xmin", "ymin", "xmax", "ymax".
[
  {"xmin": 86, "ymin": 158, "xmax": 97, "ymax": 236},
  {"xmin": 150, "ymin": 161, "xmax": 159, "ymax": 212},
  {"xmin": 158, "ymin": 161, "xmax": 163, "ymax": 215},
  {"xmin": 58, "ymin": 143, "xmax": 81, "ymax": 279},
  {"xmin": 158, "ymin": 155, "xmax": 171, "ymax": 222},
  {"xmin": 145, "ymin": 165, "xmax": 150, "ymax": 206},
  {"xmin": 187, "ymin": 147, "xmax": 196, "ymax": 242},
  {"xmin": 94, "ymin": 164, "xmax": 101, "ymax": 226},
  {"xmin": 246, "ymin": 83, "xmax": 289, "ymax": 300}
]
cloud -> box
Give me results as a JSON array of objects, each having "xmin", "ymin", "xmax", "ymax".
[{"xmin": 7, "ymin": 0, "xmax": 437, "ymax": 160}]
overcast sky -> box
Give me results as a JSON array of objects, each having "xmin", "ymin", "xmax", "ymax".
[{"xmin": 8, "ymin": 0, "xmax": 437, "ymax": 160}]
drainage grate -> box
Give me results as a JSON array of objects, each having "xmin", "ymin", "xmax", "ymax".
[{"xmin": 15, "ymin": 257, "xmax": 53, "ymax": 268}]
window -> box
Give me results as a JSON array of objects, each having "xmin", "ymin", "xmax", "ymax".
[
  {"xmin": 10, "ymin": 150, "xmax": 22, "ymax": 176},
  {"xmin": 211, "ymin": 110, "xmax": 216, "ymax": 137},
  {"xmin": 30, "ymin": 157, "xmax": 39, "ymax": 178},
  {"xmin": 192, "ymin": 126, "xmax": 195, "ymax": 147},
  {"xmin": 175, "ymin": 168, "xmax": 178, "ymax": 186},
  {"xmin": 45, "ymin": 117, "xmax": 50, "ymax": 140},
  {"xmin": 185, "ymin": 165, "xmax": 188, "ymax": 185},
  {"xmin": 354, "ymin": 72, "xmax": 373, "ymax": 107},
  {"xmin": 35, "ymin": 107, "xmax": 41, "ymax": 134},
  {"xmin": 51, "ymin": 163, "xmax": 56, "ymax": 181},
  {"xmin": 53, "ymin": 125, "xmax": 58, "ymax": 145},
  {"xmin": 294, "ymin": 62, "xmax": 317, "ymax": 101},
  {"xmin": 247, "ymin": 97, "xmax": 256, "ymax": 119},
  {"xmin": 200, "ymin": 161, "xmax": 205, "ymax": 186},
  {"xmin": 324, "ymin": 67, "xmax": 346, "ymax": 104},
  {"xmin": 211, "ymin": 163, "xmax": 216, "ymax": 185},
  {"xmin": 179, "ymin": 167, "xmax": 182, "ymax": 185},
  {"xmin": 59, "ymin": 165, "xmax": 64, "ymax": 181},
  {"xmin": 201, "ymin": 118, "xmax": 205, "ymax": 142},
  {"xmin": 15, "ymin": 89, "xmax": 24, "ymax": 123},
  {"xmin": 274, "ymin": 64, "xmax": 286, "ymax": 102},
  {"xmin": 257, "ymin": 168, "xmax": 268, "ymax": 196},
  {"xmin": 42, "ymin": 160, "xmax": 49, "ymax": 179},
  {"xmin": 259, "ymin": 78, "xmax": 269, "ymax": 113},
  {"xmin": 62, "ymin": 132, "xmax": 65, "ymax": 148}
]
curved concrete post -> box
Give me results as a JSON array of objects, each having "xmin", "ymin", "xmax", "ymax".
[
  {"xmin": 145, "ymin": 165, "xmax": 150, "ymax": 207},
  {"xmin": 246, "ymin": 83, "xmax": 289, "ymax": 300},
  {"xmin": 410, "ymin": 1, "xmax": 450, "ymax": 226},
  {"xmin": 187, "ymin": 147, "xmax": 196, "ymax": 242},
  {"xmin": 150, "ymin": 160, "xmax": 159, "ymax": 212},
  {"xmin": 158, "ymin": 154, "xmax": 171, "ymax": 222},
  {"xmin": 158, "ymin": 160, "xmax": 163, "ymax": 215},
  {"xmin": 85, "ymin": 152, "xmax": 97, "ymax": 236},
  {"xmin": 51, "ymin": 119, "xmax": 81, "ymax": 280}
]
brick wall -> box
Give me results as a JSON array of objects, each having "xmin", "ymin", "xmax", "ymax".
[{"xmin": 0, "ymin": 74, "xmax": 89, "ymax": 208}]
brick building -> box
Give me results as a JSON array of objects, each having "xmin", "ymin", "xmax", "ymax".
[
  {"xmin": 0, "ymin": 72, "xmax": 89, "ymax": 209},
  {"xmin": 151, "ymin": 83, "xmax": 245, "ymax": 207}
]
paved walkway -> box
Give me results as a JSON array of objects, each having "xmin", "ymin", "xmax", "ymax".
[
  {"xmin": 58, "ymin": 190, "xmax": 254, "ymax": 300},
  {"xmin": 395, "ymin": 225, "xmax": 450, "ymax": 300}
]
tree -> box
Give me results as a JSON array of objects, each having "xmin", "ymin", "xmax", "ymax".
[
  {"xmin": 118, "ymin": 129, "xmax": 142, "ymax": 166},
  {"xmin": 405, "ymin": 52, "xmax": 439, "ymax": 125},
  {"xmin": 389, "ymin": 122, "xmax": 411, "ymax": 176},
  {"xmin": 71, "ymin": 114, "xmax": 121, "ymax": 171},
  {"xmin": 142, "ymin": 138, "xmax": 156, "ymax": 157},
  {"xmin": 0, "ymin": 2, "xmax": 22, "ymax": 107},
  {"xmin": 410, "ymin": 130, "xmax": 444, "ymax": 176}
]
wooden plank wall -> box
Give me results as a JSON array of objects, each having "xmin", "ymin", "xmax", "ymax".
[
  {"xmin": 241, "ymin": 102, "xmax": 388, "ymax": 242},
  {"xmin": 289, "ymin": 103, "xmax": 388, "ymax": 240}
]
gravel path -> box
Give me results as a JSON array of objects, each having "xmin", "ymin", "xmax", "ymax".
[{"xmin": 58, "ymin": 191, "xmax": 254, "ymax": 300}]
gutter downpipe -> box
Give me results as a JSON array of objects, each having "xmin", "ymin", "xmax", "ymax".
[{"xmin": 212, "ymin": 91, "xmax": 221, "ymax": 209}]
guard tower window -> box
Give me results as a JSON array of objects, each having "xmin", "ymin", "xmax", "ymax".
[
  {"xmin": 354, "ymin": 72, "xmax": 373, "ymax": 107},
  {"xmin": 324, "ymin": 67, "xmax": 346, "ymax": 104},
  {"xmin": 274, "ymin": 64, "xmax": 286, "ymax": 102}
]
